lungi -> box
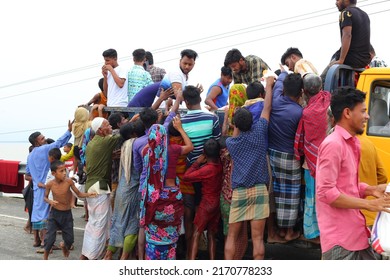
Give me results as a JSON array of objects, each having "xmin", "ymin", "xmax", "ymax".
[{"xmin": 81, "ymin": 194, "xmax": 111, "ymax": 259}]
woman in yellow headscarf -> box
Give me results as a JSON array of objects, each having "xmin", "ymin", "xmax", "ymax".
[
  {"xmin": 226, "ymin": 84, "xmax": 247, "ymax": 135},
  {"xmin": 72, "ymin": 107, "xmax": 91, "ymax": 177}
]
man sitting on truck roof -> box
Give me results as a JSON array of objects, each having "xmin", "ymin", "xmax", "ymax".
[{"xmin": 321, "ymin": 0, "xmax": 371, "ymax": 81}]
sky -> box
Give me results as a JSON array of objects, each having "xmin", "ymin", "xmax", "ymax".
[{"xmin": 1, "ymin": 0, "xmax": 390, "ymax": 162}]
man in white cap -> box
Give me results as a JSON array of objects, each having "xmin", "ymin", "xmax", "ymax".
[{"xmin": 80, "ymin": 117, "xmax": 122, "ymax": 260}]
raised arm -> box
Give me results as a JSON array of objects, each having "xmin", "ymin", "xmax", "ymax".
[
  {"xmin": 171, "ymin": 82, "xmax": 183, "ymax": 99},
  {"xmin": 105, "ymin": 65, "xmax": 125, "ymax": 88},
  {"xmin": 151, "ymin": 87, "xmax": 174, "ymax": 111},
  {"xmin": 170, "ymin": 92, "xmax": 183, "ymax": 114},
  {"xmin": 260, "ymin": 76, "xmax": 275, "ymax": 122},
  {"xmin": 172, "ymin": 115, "xmax": 194, "ymax": 155},
  {"xmin": 102, "ymin": 66, "xmax": 108, "ymax": 94}
]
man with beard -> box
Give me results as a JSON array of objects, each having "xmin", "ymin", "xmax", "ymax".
[
  {"xmin": 127, "ymin": 49, "xmax": 199, "ymax": 108},
  {"xmin": 316, "ymin": 87, "xmax": 390, "ymax": 260},
  {"xmin": 25, "ymin": 121, "xmax": 72, "ymax": 249}
]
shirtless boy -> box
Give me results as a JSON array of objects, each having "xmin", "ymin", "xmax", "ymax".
[{"xmin": 43, "ymin": 160, "xmax": 96, "ymax": 260}]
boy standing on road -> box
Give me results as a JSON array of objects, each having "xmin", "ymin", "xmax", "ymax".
[{"xmin": 43, "ymin": 160, "xmax": 96, "ymax": 260}]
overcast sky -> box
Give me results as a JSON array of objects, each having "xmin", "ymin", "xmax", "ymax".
[{"xmin": 1, "ymin": 0, "xmax": 390, "ymax": 160}]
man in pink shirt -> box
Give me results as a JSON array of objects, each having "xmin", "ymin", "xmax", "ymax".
[{"xmin": 316, "ymin": 87, "xmax": 390, "ymax": 260}]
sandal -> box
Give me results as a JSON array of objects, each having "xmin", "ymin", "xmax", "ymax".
[{"xmin": 51, "ymin": 244, "xmax": 61, "ymax": 250}]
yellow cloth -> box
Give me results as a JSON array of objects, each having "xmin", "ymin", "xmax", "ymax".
[
  {"xmin": 294, "ymin": 59, "xmax": 318, "ymax": 76},
  {"xmin": 72, "ymin": 107, "xmax": 91, "ymax": 147},
  {"xmin": 169, "ymin": 136, "xmax": 194, "ymax": 194},
  {"xmin": 91, "ymin": 92, "xmax": 108, "ymax": 119},
  {"xmin": 357, "ymin": 135, "xmax": 388, "ymax": 226},
  {"xmin": 228, "ymin": 84, "xmax": 247, "ymax": 136},
  {"xmin": 60, "ymin": 145, "xmax": 74, "ymax": 162},
  {"xmin": 243, "ymin": 97, "xmax": 264, "ymax": 107}
]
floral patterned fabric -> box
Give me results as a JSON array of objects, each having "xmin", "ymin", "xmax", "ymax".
[
  {"xmin": 145, "ymin": 242, "xmax": 177, "ymax": 260},
  {"xmin": 228, "ymin": 84, "xmax": 247, "ymax": 135},
  {"xmin": 139, "ymin": 124, "xmax": 184, "ymax": 259}
]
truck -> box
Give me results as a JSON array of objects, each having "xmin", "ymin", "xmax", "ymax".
[{"xmin": 324, "ymin": 64, "xmax": 390, "ymax": 179}]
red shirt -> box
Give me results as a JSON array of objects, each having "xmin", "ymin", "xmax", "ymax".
[{"xmin": 183, "ymin": 161, "xmax": 223, "ymax": 205}]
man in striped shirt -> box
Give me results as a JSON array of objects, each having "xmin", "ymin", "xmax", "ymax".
[{"xmin": 178, "ymin": 85, "xmax": 221, "ymax": 258}]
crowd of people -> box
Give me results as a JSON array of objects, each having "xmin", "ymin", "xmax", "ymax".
[{"xmin": 24, "ymin": 0, "xmax": 390, "ymax": 261}]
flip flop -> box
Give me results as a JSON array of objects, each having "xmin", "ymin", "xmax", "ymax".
[{"xmin": 51, "ymin": 245, "xmax": 61, "ymax": 250}]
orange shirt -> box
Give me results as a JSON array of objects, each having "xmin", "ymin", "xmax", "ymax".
[{"xmin": 91, "ymin": 92, "xmax": 108, "ymax": 119}]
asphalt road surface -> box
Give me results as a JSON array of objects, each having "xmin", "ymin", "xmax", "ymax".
[
  {"xmin": 0, "ymin": 194, "xmax": 87, "ymax": 260},
  {"xmin": 0, "ymin": 193, "xmax": 321, "ymax": 260}
]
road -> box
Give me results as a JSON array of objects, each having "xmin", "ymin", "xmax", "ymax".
[
  {"xmin": 0, "ymin": 193, "xmax": 321, "ymax": 260},
  {"xmin": 0, "ymin": 194, "xmax": 87, "ymax": 260}
]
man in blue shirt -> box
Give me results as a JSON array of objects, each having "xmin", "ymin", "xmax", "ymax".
[
  {"xmin": 25, "ymin": 121, "xmax": 72, "ymax": 248},
  {"xmin": 268, "ymin": 72, "xmax": 303, "ymax": 242}
]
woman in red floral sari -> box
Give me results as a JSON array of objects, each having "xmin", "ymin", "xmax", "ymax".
[{"xmin": 139, "ymin": 118, "xmax": 193, "ymax": 260}]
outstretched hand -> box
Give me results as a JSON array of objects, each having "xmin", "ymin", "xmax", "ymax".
[
  {"xmin": 68, "ymin": 120, "xmax": 74, "ymax": 132},
  {"xmin": 89, "ymin": 192, "xmax": 98, "ymax": 198},
  {"xmin": 265, "ymin": 76, "xmax": 275, "ymax": 88},
  {"xmin": 129, "ymin": 113, "xmax": 140, "ymax": 122},
  {"xmin": 172, "ymin": 115, "xmax": 183, "ymax": 131},
  {"xmin": 195, "ymin": 154, "xmax": 207, "ymax": 164},
  {"xmin": 159, "ymin": 87, "xmax": 174, "ymax": 100},
  {"xmin": 156, "ymin": 109, "xmax": 163, "ymax": 124},
  {"xmin": 196, "ymin": 83, "xmax": 204, "ymax": 93}
]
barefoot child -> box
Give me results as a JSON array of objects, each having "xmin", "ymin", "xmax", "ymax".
[
  {"xmin": 183, "ymin": 138, "xmax": 223, "ymax": 260},
  {"xmin": 43, "ymin": 160, "xmax": 96, "ymax": 260}
]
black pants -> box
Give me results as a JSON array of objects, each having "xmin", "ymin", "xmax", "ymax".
[{"xmin": 44, "ymin": 208, "xmax": 74, "ymax": 251}]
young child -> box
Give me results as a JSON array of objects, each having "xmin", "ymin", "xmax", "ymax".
[
  {"xmin": 243, "ymin": 81, "xmax": 265, "ymax": 123},
  {"xmin": 182, "ymin": 138, "xmax": 223, "ymax": 260},
  {"xmin": 43, "ymin": 160, "xmax": 96, "ymax": 260},
  {"xmin": 83, "ymin": 77, "xmax": 108, "ymax": 120},
  {"xmin": 63, "ymin": 143, "xmax": 75, "ymax": 172},
  {"xmin": 34, "ymin": 148, "xmax": 63, "ymax": 250}
]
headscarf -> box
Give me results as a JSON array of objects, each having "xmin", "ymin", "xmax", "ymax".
[
  {"xmin": 72, "ymin": 107, "xmax": 91, "ymax": 146},
  {"xmin": 227, "ymin": 84, "xmax": 247, "ymax": 135},
  {"xmin": 139, "ymin": 124, "xmax": 168, "ymax": 226}
]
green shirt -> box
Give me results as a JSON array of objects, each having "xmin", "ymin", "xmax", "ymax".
[
  {"xmin": 85, "ymin": 134, "xmax": 121, "ymax": 192},
  {"xmin": 233, "ymin": 55, "xmax": 270, "ymax": 85}
]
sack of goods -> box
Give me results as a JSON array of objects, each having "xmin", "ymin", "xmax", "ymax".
[{"xmin": 371, "ymin": 184, "xmax": 390, "ymax": 256}]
